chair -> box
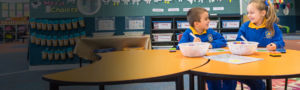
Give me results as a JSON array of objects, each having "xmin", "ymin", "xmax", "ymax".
[
  {"xmin": 178, "ymin": 33, "xmax": 183, "ymax": 41},
  {"xmin": 278, "ymin": 25, "xmax": 290, "ymax": 34}
]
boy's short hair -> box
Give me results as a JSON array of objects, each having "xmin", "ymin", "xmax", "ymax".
[{"xmin": 187, "ymin": 7, "xmax": 208, "ymax": 27}]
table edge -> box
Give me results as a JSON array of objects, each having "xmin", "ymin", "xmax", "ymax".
[
  {"xmin": 190, "ymin": 70, "xmax": 300, "ymax": 79},
  {"xmin": 42, "ymin": 71, "xmax": 187, "ymax": 85}
]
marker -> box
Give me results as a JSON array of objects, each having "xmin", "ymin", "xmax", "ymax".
[
  {"xmin": 169, "ymin": 48, "xmax": 176, "ymax": 52},
  {"xmin": 190, "ymin": 33, "xmax": 197, "ymax": 38},
  {"xmin": 240, "ymin": 35, "xmax": 248, "ymax": 43},
  {"xmin": 270, "ymin": 51, "xmax": 281, "ymax": 57}
]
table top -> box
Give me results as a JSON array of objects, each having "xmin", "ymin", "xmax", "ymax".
[
  {"xmin": 192, "ymin": 49, "xmax": 300, "ymax": 79},
  {"xmin": 43, "ymin": 50, "xmax": 209, "ymax": 84}
]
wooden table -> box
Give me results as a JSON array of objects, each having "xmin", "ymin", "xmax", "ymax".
[
  {"xmin": 191, "ymin": 49, "xmax": 300, "ymax": 90},
  {"xmin": 75, "ymin": 36, "xmax": 151, "ymax": 61},
  {"xmin": 43, "ymin": 50, "xmax": 209, "ymax": 90}
]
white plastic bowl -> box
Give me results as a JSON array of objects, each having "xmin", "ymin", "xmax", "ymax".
[
  {"xmin": 179, "ymin": 42, "xmax": 210, "ymax": 57},
  {"xmin": 227, "ymin": 41, "xmax": 259, "ymax": 55}
]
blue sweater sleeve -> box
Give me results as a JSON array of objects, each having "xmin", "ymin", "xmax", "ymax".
[
  {"xmin": 210, "ymin": 31, "xmax": 227, "ymax": 48},
  {"xmin": 272, "ymin": 24, "xmax": 285, "ymax": 48},
  {"xmin": 236, "ymin": 22, "xmax": 247, "ymax": 41}
]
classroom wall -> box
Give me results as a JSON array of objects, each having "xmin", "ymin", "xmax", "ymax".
[{"xmin": 26, "ymin": 0, "xmax": 298, "ymax": 66}]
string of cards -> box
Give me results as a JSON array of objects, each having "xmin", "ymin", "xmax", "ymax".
[{"xmin": 29, "ymin": 17, "xmax": 86, "ymax": 61}]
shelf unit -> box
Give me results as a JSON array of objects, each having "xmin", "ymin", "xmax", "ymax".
[
  {"xmin": 0, "ymin": 24, "xmax": 29, "ymax": 43},
  {"xmin": 150, "ymin": 15, "xmax": 242, "ymax": 49}
]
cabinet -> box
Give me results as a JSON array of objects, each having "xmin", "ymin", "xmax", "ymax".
[
  {"xmin": 150, "ymin": 15, "xmax": 242, "ymax": 49},
  {"xmin": 0, "ymin": 24, "xmax": 29, "ymax": 43}
]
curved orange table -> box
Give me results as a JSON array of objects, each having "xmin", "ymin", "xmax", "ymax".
[
  {"xmin": 191, "ymin": 49, "xmax": 300, "ymax": 90},
  {"xmin": 43, "ymin": 50, "xmax": 209, "ymax": 90}
]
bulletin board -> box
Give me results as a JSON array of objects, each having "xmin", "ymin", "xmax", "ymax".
[
  {"xmin": 30, "ymin": 0, "xmax": 241, "ymax": 18},
  {"xmin": 29, "ymin": 17, "xmax": 94, "ymax": 66}
]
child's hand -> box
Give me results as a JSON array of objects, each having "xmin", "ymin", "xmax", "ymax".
[
  {"xmin": 267, "ymin": 43, "xmax": 276, "ymax": 51},
  {"xmin": 209, "ymin": 44, "xmax": 212, "ymax": 49},
  {"xmin": 193, "ymin": 37, "xmax": 201, "ymax": 42}
]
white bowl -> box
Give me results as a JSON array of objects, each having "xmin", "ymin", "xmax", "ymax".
[
  {"xmin": 227, "ymin": 41, "xmax": 259, "ymax": 55},
  {"xmin": 179, "ymin": 42, "xmax": 210, "ymax": 57}
]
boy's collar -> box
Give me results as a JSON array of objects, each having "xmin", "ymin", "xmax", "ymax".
[
  {"xmin": 249, "ymin": 18, "xmax": 266, "ymax": 30},
  {"xmin": 190, "ymin": 26, "xmax": 207, "ymax": 35}
]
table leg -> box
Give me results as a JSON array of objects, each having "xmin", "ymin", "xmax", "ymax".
[
  {"xmin": 50, "ymin": 83, "xmax": 59, "ymax": 90},
  {"xmin": 99, "ymin": 85, "xmax": 104, "ymax": 90},
  {"xmin": 22, "ymin": 37, "xmax": 25, "ymax": 43},
  {"xmin": 176, "ymin": 75, "xmax": 184, "ymax": 90},
  {"xmin": 79, "ymin": 58, "xmax": 82, "ymax": 67},
  {"xmin": 285, "ymin": 78, "xmax": 288, "ymax": 90},
  {"xmin": 266, "ymin": 79, "xmax": 272, "ymax": 90},
  {"xmin": 198, "ymin": 75, "xmax": 206, "ymax": 90},
  {"xmin": 190, "ymin": 74, "xmax": 194, "ymax": 90},
  {"xmin": 240, "ymin": 83, "xmax": 244, "ymax": 90}
]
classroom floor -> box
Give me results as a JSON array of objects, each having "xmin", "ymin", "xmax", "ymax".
[{"xmin": 0, "ymin": 33, "xmax": 300, "ymax": 90}]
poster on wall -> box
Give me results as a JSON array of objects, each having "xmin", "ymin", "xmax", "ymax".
[
  {"xmin": 95, "ymin": 17, "xmax": 115, "ymax": 31},
  {"xmin": 24, "ymin": 3, "xmax": 29, "ymax": 17},
  {"xmin": 125, "ymin": 16, "xmax": 145, "ymax": 30},
  {"xmin": 17, "ymin": 3, "xmax": 23, "ymax": 17},
  {"xmin": 2, "ymin": 3, "xmax": 9, "ymax": 17},
  {"xmin": 9, "ymin": 3, "xmax": 16, "ymax": 17},
  {"xmin": 30, "ymin": 0, "xmax": 79, "ymax": 18},
  {"xmin": 129, "ymin": 20, "xmax": 144, "ymax": 29}
]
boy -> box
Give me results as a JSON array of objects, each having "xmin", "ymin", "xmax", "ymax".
[
  {"xmin": 178, "ymin": 7, "xmax": 236, "ymax": 90},
  {"xmin": 178, "ymin": 7, "xmax": 226, "ymax": 49}
]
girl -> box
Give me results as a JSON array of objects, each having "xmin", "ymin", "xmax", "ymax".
[
  {"xmin": 236, "ymin": 0, "xmax": 285, "ymax": 89},
  {"xmin": 237, "ymin": 0, "xmax": 285, "ymax": 50}
]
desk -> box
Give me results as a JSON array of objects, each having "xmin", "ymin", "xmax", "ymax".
[
  {"xmin": 74, "ymin": 36, "xmax": 151, "ymax": 65},
  {"xmin": 43, "ymin": 50, "xmax": 209, "ymax": 90},
  {"xmin": 191, "ymin": 49, "xmax": 300, "ymax": 90}
]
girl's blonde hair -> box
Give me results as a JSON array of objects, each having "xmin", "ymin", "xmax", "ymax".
[{"xmin": 249, "ymin": 0, "xmax": 279, "ymax": 36}]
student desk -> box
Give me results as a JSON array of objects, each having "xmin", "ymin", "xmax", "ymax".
[
  {"xmin": 43, "ymin": 50, "xmax": 209, "ymax": 90},
  {"xmin": 191, "ymin": 49, "xmax": 300, "ymax": 90}
]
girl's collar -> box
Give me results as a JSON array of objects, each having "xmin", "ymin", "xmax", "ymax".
[{"xmin": 248, "ymin": 18, "xmax": 266, "ymax": 30}]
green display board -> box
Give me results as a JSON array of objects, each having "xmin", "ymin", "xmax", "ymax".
[{"xmin": 30, "ymin": 0, "xmax": 240, "ymax": 18}]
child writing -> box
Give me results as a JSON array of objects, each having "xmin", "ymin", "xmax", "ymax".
[
  {"xmin": 236, "ymin": 0, "xmax": 285, "ymax": 89},
  {"xmin": 178, "ymin": 7, "xmax": 236, "ymax": 90}
]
